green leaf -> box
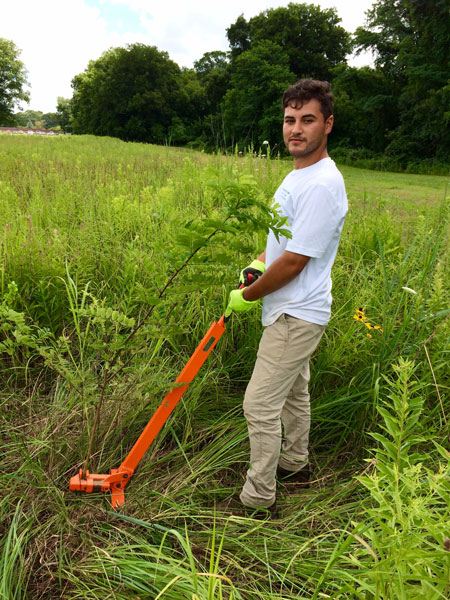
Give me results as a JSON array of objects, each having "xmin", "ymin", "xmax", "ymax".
[
  {"xmin": 376, "ymin": 406, "xmax": 400, "ymax": 436},
  {"xmin": 370, "ymin": 432, "xmax": 398, "ymax": 460},
  {"xmin": 432, "ymin": 442, "xmax": 450, "ymax": 460}
]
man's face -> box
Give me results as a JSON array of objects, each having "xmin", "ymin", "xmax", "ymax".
[{"xmin": 283, "ymin": 99, "xmax": 333, "ymax": 161}]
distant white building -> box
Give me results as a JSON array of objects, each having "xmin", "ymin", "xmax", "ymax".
[{"xmin": 0, "ymin": 127, "xmax": 65, "ymax": 136}]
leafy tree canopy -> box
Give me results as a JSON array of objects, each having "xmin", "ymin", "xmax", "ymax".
[
  {"xmin": 194, "ymin": 51, "xmax": 229, "ymax": 78},
  {"xmin": 56, "ymin": 97, "xmax": 72, "ymax": 133},
  {"xmin": 15, "ymin": 109, "xmax": 43, "ymax": 127},
  {"xmin": 331, "ymin": 65, "xmax": 396, "ymax": 153},
  {"xmin": 355, "ymin": 0, "xmax": 449, "ymax": 84},
  {"xmin": 168, "ymin": 68, "xmax": 207, "ymax": 144},
  {"xmin": 227, "ymin": 3, "xmax": 351, "ymax": 81},
  {"xmin": 0, "ymin": 38, "xmax": 30, "ymax": 125},
  {"xmin": 15, "ymin": 109, "xmax": 62, "ymax": 129},
  {"xmin": 71, "ymin": 44, "xmax": 182, "ymax": 142},
  {"xmin": 354, "ymin": 0, "xmax": 450, "ymax": 160},
  {"xmin": 222, "ymin": 41, "xmax": 293, "ymax": 150},
  {"xmin": 194, "ymin": 51, "xmax": 231, "ymax": 113}
]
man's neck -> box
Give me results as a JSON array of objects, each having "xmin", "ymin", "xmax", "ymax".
[{"xmin": 293, "ymin": 147, "xmax": 329, "ymax": 170}]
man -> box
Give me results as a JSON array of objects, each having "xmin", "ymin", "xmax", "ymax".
[{"xmin": 225, "ymin": 78, "xmax": 348, "ymax": 514}]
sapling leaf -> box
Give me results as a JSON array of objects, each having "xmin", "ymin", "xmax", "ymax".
[
  {"xmin": 377, "ymin": 406, "xmax": 400, "ymax": 436},
  {"xmin": 176, "ymin": 233, "xmax": 195, "ymax": 247},
  {"xmin": 408, "ymin": 452, "xmax": 430, "ymax": 463},
  {"xmin": 370, "ymin": 433, "xmax": 398, "ymax": 460},
  {"xmin": 432, "ymin": 441, "xmax": 450, "ymax": 460},
  {"xmin": 376, "ymin": 461, "xmax": 395, "ymax": 479}
]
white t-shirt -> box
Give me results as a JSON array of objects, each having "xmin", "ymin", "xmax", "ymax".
[{"xmin": 262, "ymin": 157, "xmax": 347, "ymax": 327}]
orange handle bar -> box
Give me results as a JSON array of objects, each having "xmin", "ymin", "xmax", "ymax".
[
  {"xmin": 119, "ymin": 313, "xmax": 227, "ymax": 473},
  {"xmin": 70, "ymin": 313, "xmax": 228, "ymax": 508}
]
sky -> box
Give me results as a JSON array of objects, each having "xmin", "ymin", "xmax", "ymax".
[{"xmin": 1, "ymin": 0, "xmax": 375, "ymax": 114}]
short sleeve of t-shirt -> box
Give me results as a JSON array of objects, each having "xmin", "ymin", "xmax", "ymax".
[{"xmin": 286, "ymin": 183, "xmax": 339, "ymax": 259}]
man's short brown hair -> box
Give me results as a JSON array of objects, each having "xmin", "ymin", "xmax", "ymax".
[{"xmin": 282, "ymin": 79, "xmax": 334, "ymax": 120}]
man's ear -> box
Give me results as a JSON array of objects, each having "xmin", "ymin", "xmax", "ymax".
[{"xmin": 325, "ymin": 115, "xmax": 334, "ymax": 134}]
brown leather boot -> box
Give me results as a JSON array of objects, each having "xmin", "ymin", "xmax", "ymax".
[
  {"xmin": 216, "ymin": 495, "xmax": 278, "ymax": 519},
  {"xmin": 276, "ymin": 465, "xmax": 312, "ymax": 489}
]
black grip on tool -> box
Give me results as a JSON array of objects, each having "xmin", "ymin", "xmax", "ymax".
[{"xmin": 239, "ymin": 273, "xmax": 255, "ymax": 289}]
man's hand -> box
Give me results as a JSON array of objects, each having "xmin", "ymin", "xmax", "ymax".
[
  {"xmin": 242, "ymin": 251, "xmax": 310, "ymax": 302},
  {"xmin": 225, "ymin": 289, "xmax": 258, "ymax": 318},
  {"xmin": 239, "ymin": 259, "xmax": 265, "ymax": 287}
]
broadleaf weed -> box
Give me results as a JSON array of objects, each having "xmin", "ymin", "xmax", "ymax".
[{"xmin": 333, "ymin": 359, "xmax": 450, "ymax": 599}]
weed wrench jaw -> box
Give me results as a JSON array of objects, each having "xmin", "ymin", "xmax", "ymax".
[
  {"xmin": 69, "ymin": 469, "xmax": 107, "ymax": 493},
  {"xmin": 69, "ymin": 467, "xmax": 133, "ymax": 508}
]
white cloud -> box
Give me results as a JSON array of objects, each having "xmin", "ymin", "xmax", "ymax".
[
  {"xmin": 1, "ymin": 0, "xmax": 375, "ymax": 113},
  {"xmin": 1, "ymin": 0, "xmax": 148, "ymax": 111}
]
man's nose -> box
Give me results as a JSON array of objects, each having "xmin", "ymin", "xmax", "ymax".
[{"xmin": 291, "ymin": 120, "xmax": 303, "ymax": 135}]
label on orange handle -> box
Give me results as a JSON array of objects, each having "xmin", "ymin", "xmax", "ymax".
[{"xmin": 203, "ymin": 336, "xmax": 216, "ymax": 352}]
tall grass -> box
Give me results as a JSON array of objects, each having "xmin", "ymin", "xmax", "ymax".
[{"xmin": 0, "ymin": 135, "xmax": 449, "ymax": 599}]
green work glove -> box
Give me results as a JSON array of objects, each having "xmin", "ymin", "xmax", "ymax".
[
  {"xmin": 239, "ymin": 259, "xmax": 265, "ymax": 287},
  {"xmin": 225, "ymin": 288, "xmax": 258, "ymax": 318}
]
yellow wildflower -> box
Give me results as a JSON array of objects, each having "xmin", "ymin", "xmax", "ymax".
[{"xmin": 353, "ymin": 307, "xmax": 382, "ymax": 337}]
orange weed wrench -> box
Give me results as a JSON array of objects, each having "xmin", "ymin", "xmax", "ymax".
[{"xmin": 69, "ymin": 313, "xmax": 229, "ymax": 508}]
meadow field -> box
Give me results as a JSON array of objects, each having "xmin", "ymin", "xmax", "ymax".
[{"xmin": 0, "ymin": 134, "xmax": 449, "ymax": 599}]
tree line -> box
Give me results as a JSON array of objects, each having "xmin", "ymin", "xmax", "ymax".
[
  {"xmin": 2, "ymin": 1, "xmax": 449, "ymax": 172},
  {"xmin": 12, "ymin": 99, "xmax": 71, "ymax": 131}
]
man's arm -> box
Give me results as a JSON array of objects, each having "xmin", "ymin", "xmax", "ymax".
[{"xmin": 242, "ymin": 250, "xmax": 309, "ymax": 301}]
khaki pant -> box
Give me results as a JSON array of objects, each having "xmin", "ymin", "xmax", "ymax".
[{"xmin": 240, "ymin": 314, "xmax": 325, "ymax": 508}]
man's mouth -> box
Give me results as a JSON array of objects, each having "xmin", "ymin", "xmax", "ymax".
[{"xmin": 289, "ymin": 137, "xmax": 306, "ymax": 142}]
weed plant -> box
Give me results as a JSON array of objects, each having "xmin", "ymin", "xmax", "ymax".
[{"xmin": 0, "ymin": 135, "xmax": 449, "ymax": 599}]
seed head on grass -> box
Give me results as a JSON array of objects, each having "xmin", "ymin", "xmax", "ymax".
[{"xmin": 401, "ymin": 286, "xmax": 417, "ymax": 295}]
